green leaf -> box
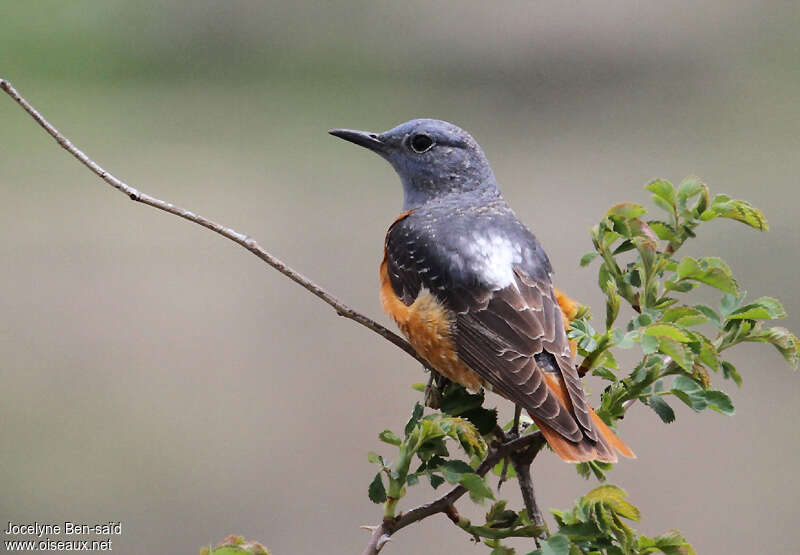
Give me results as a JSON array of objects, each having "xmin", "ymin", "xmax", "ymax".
[
  {"xmin": 411, "ymin": 382, "xmax": 427, "ymax": 392},
  {"xmin": 537, "ymin": 534, "xmax": 571, "ymax": 555},
  {"xmin": 700, "ymin": 194, "xmax": 769, "ymax": 230},
  {"xmin": 720, "ymin": 293, "xmax": 740, "ymax": 317},
  {"xmin": 644, "ymin": 530, "xmax": 698, "ymax": 555},
  {"xmin": 439, "ymin": 384, "xmax": 484, "ymax": 415},
  {"xmin": 428, "ymin": 473, "xmax": 445, "ymax": 489},
  {"xmin": 368, "ymin": 473, "xmax": 387, "ymax": 503},
  {"xmin": 378, "ymin": 430, "xmax": 402, "ymax": 446},
  {"xmin": 670, "ymin": 376, "xmax": 707, "ymax": 411},
  {"xmin": 745, "ymin": 326, "xmax": 800, "ymax": 369},
  {"xmin": 645, "ymin": 178, "xmax": 676, "ymax": 204},
  {"xmin": 576, "ymin": 460, "xmax": 613, "ymax": 482},
  {"xmin": 694, "ymin": 304, "xmax": 722, "ymax": 326},
  {"xmin": 722, "ymin": 360, "xmax": 743, "ymax": 386},
  {"xmin": 492, "ymin": 459, "xmax": 517, "ymax": 479},
  {"xmin": 672, "ymin": 375, "xmax": 701, "ymax": 393},
  {"xmin": 600, "ymin": 230, "xmax": 623, "ymax": 250},
  {"xmin": 406, "ymin": 473, "xmax": 419, "ymax": 486},
  {"xmin": 657, "ymin": 337, "xmax": 693, "ymax": 371},
  {"xmin": 367, "ymin": 451, "xmax": 384, "ymax": 465},
  {"xmin": 670, "ymin": 377, "xmax": 733, "ymax": 415},
  {"xmin": 583, "ymin": 485, "xmax": 641, "ymax": 521},
  {"xmin": 439, "ymin": 459, "xmax": 474, "ymax": 484},
  {"xmin": 690, "ymin": 331, "xmax": 720, "ymax": 371},
  {"xmin": 460, "ymin": 407, "xmax": 499, "ymax": 436},
  {"xmin": 607, "ymin": 202, "xmax": 647, "ymax": 220},
  {"xmin": 440, "ymin": 416, "xmax": 487, "ymax": 457},
  {"xmin": 676, "ymin": 256, "xmax": 738, "ymax": 294},
  {"xmin": 648, "ymin": 220, "xmax": 679, "ymax": 242},
  {"xmin": 644, "ymin": 324, "xmax": 692, "ymax": 342},
  {"xmin": 727, "ymin": 297, "xmax": 786, "ymax": 321},
  {"xmin": 206, "ymin": 538, "xmax": 271, "ymax": 555},
  {"xmin": 405, "ymin": 402, "xmax": 424, "ymax": 437},
  {"xmin": 592, "ymin": 367, "xmax": 618, "ymax": 382},
  {"xmin": 438, "ymin": 384, "xmax": 498, "ymax": 435},
  {"xmin": 558, "ymin": 522, "xmax": 603, "ymax": 541},
  {"xmin": 640, "ymin": 334, "xmax": 659, "ymax": 355},
  {"xmin": 580, "ymin": 252, "xmax": 600, "ymax": 266},
  {"xmin": 485, "ymin": 500, "xmax": 520, "ymax": 529},
  {"xmin": 700, "ymin": 390, "xmax": 735, "ymax": 415},
  {"xmin": 677, "ymin": 175, "xmax": 705, "ymax": 201},
  {"xmin": 651, "ymin": 194, "xmax": 675, "ymax": 215},
  {"xmin": 485, "ymin": 499, "xmax": 509, "ymax": 523},
  {"xmin": 661, "ymin": 307, "xmax": 709, "ymax": 327},
  {"xmin": 459, "ymin": 473, "xmax": 495, "ymax": 503},
  {"xmin": 648, "ymin": 396, "xmax": 676, "ymax": 423},
  {"xmin": 614, "ymin": 329, "xmax": 637, "ymax": 349},
  {"xmin": 415, "ymin": 418, "xmax": 447, "ymax": 445},
  {"xmin": 665, "ymin": 280, "xmax": 696, "ymax": 293},
  {"xmin": 208, "ymin": 548, "xmax": 265, "ymax": 555},
  {"xmin": 612, "ymin": 239, "xmax": 636, "ymax": 254}
]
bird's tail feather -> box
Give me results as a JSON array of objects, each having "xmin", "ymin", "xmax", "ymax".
[{"xmin": 529, "ymin": 409, "xmax": 635, "ymax": 463}]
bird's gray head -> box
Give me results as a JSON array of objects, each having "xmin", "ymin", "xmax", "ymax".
[{"xmin": 330, "ymin": 119, "xmax": 499, "ymax": 210}]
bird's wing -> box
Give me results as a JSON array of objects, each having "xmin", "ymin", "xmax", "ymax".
[
  {"xmin": 449, "ymin": 268, "xmax": 596, "ymax": 442},
  {"xmin": 384, "ymin": 213, "xmax": 596, "ymax": 443}
]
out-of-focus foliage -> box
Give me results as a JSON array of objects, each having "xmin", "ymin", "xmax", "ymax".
[{"xmin": 200, "ymin": 536, "xmax": 270, "ymax": 555}]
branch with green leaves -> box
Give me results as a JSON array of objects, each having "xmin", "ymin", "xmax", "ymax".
[
  {"xmin": 574, "ymin": 176, "xmax": 796, "ymax": 438},
  {"xmin": 362, "ymin": 177, "xmax": 798, "ymax": 554}
]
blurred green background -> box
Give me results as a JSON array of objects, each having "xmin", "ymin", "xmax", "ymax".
[{"xmin": 2, "ymin": 2, "xmax": 799, "ymax": 553}]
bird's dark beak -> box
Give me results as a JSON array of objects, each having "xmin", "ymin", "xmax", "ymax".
[{"xmin": 328, "ymin": 128, "xmax": 387, "ymax": 154}]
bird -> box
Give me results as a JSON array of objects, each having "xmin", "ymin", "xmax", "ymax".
[{"xmin": 329, "ymin": 119, "xmax": 634, "ymax": 463}]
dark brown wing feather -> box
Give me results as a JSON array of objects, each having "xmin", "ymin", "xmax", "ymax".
[
  {"xmin": 453, "ymin": 268, "xmax": 597, "ymax": 442},
  {"xmin": 383, "ymin": 211, "xmax": 597, "ymax": 445}
]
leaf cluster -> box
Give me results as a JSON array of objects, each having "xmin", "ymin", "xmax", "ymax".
[
  {"xmin": 536, "ymin": 485, "xmax": 695, "ymax": 555},
  {"xmin": 574, "ymin": 177, "xmax": 797, "ymax": 458},
  {"xmin": 365, "ymin": 177, "xmax": 798, "ymax": 552},
  {"xmin": 368, "ymin": 392, "xmax": 497, "ymax": 518}
]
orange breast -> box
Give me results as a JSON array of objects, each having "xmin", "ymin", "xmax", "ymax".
[{"xmin": 379, "ymin": 259, "xmax": 486, "ymax": 392}]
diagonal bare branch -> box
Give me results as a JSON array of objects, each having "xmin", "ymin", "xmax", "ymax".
[{"xmin": 0, "ymin": 78, "xmax": 432, "ymax": 371}]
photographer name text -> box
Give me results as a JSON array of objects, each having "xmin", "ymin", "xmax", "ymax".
[{"xmin": 5, "ymin": 522, "xmax": 122, "ymax": 537}]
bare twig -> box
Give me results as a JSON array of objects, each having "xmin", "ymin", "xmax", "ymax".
[
  {"xmin": 0, "ymin": 78, "xmax": 433, "ymax": 372},
  {"xmin": 0, "ymin": 78, "xmax": 551, "ymax": 555},
  {"xmin": 362, "ymin": 430, "xmax": 545, "ymax": 554},
  {"xmin": 510, "ymin": 442, "xmax": 547, "ymax": 548}
]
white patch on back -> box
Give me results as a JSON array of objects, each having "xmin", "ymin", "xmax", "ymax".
[{"xmin": 466, "ymin": 233, "xmax": 522, "ymax": 288}]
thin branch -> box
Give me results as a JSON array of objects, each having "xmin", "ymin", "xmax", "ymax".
[
  {"xmin": 510, "ymin": 445, "xmax": 547, "ymax": 548},
  {"xmin": 0, "ymin": 78, "xmax": 551, "ymax": 555},
  {"xmin": 362, "ymin": 430, "xmax": 544, "ymax": 555},
  {"xmin": 0, "ymin": 78, "xmax": 433, "ymax": 372}
]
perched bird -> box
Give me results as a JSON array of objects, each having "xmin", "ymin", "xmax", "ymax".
[{"xmin": 330, "ymin": 119, "xmax": 634, "ymax": 463}]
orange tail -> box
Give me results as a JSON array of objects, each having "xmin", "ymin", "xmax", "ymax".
[
  {"xmin": 531, "ymin": 409, "xmax": 635, "ymax": 463},
  {"xmin": 590, "ymin": 407, "xmax": 635, "ymax": 459},
  {"xmin": 533, "ymin": 373, "xmax": 636, "ymax": 463}
]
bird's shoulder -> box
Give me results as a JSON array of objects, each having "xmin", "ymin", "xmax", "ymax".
[{"xmin": 384, "ymin": 196, "xmax": 553, "ymax": 300}]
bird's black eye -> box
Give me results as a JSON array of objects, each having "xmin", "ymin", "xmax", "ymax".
[{"xmin": 409, "ymin": 133, "xmax": 434, "ymax": 153}]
